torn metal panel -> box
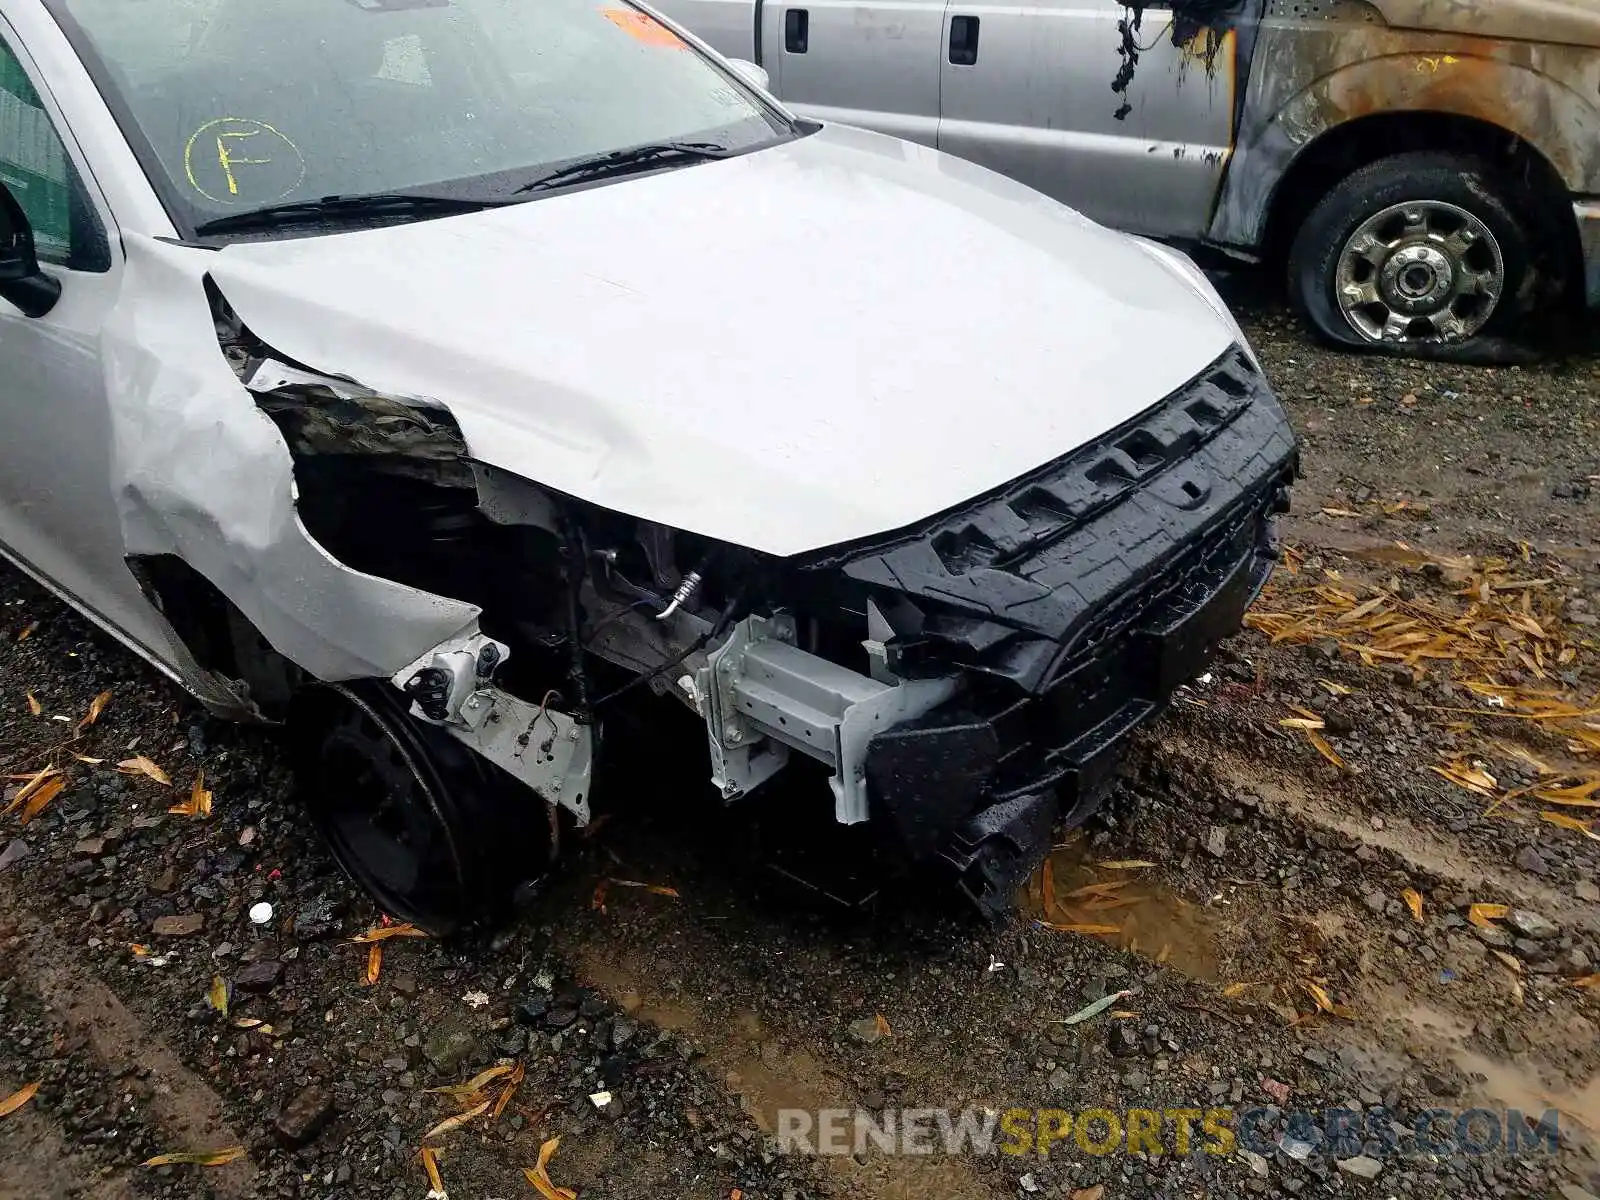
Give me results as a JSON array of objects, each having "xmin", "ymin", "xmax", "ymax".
[
  {"xmin": 390, "ymin": 630, "xmax": 596, "ymax": 824},
  {"xmin": 1208, "ymin": 0, "xmax": 1600, "ymax": 250},
  {"xmin": 104, "ymin": 234, "xmax": 482, "ymax": 683}
]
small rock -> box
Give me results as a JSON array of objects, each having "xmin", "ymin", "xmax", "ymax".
[
  {"xmin": 74, "ymin": 838, "xmax": 107, "ymax": 857},
  {"xmin": 1557, "ymin": 1184, "xmax": 1599, "ymax": 1200},
  {"xmin": 0, "ymin": 839, "xmax": 30, "ymax": 872},
  {"xmin": 610, "ymin": 1018, "xmax": 638, "ymax": 1050},
  {"xmin": 1422, "ymin": 1072, "xmax": 1460, "ymax": 1098},
  {"xmin": 1577, "ymin": 881, "xmax": 1599, "ymax": 903},
  {"xmin": 1261, "ymin": 1078, "xmax": 1291, "ymax": 1105},
  {"xmin": 1473, "ymin": 925, "xmax": 1513, "ymax": 949},
  {"xmin": 234, "ymin": 960, "xmax": 283, "ymax": 994},
  {"xmin": 1018, "ymin": 1173, "xmax": 1039, "ymax": 1193},
  {"xmin": 1335, "ymin": 1155, "xmax": 1382, "ymax": 1180},
  {"xmin": 391, "ymin": 974, "xmax": 419, "ymax": 998},
  {"xmin": 515, "ymin": 995, "xmax": 549, "ymax": 1025},
  {"xmin": 1515, "ymin": 846, "xmax": 1548, "ymax": 875},
  {"xmin": 848, "ymin": 1017, "xmax": 884, "ymax": 1046},
  {"xmin": 275, "ymin": 1085, "xmax": 335, "ymax": 1148},
  {"xmin": 151, "ymin": 913, "xmax": 204, "ymax": 937},
  {"xmin": 1240, "ymin": 1149, "xmax": 1270, "ymax": 1178},
  {"xmin": 1205, "ymin": 827, "xmax": 1228, "ymax": 858},
  {"xmin": 1109, "ymin": 1026, "xmax": 1140, "ymax": 1057},
  {"xmin": 422, "ymin": 1016, "xmax": 476, "ymax": 1071},
  {"xmin": 1508, "ymin": 909, "xmax": 1559, "ymax": 940},
  {"xmin": 545, "ymin": 1006, "xmax": 577, "ymax": 1032},
  {"xmin": 1363, "ymin": 890, "xmax": 1387, "ymax": 915},
  {"xmin": 150, "ymin": 867, "xmax": 177, "ymax": 893}
]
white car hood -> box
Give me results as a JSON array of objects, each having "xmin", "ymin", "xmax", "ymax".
[{"xmin": 209, "ymin": 123, "xmax": 1237, "ymax": 557}]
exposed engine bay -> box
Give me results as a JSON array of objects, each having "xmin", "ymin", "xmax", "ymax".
[{"xmin": 203, "ymin": 290, "xmax": 1296, "ymax": 920}]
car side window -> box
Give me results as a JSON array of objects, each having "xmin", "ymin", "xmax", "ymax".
[{"xmin": 0, "ymin": 35, "xmax": 109, "ymax": 272}]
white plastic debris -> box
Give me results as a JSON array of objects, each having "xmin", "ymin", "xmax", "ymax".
[
  {"xmin": 248, "ymin": 901, "xmax": 273, "ymax": 925},
  {"xmin": 463, "ymin": 990, "xmax": 489, "ymax": 1009},
  {"xmin": 588, "ymin": 1090, "xmax": 613, "ymax": 1109}
]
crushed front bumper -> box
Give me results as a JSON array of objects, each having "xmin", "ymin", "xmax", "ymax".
[
  {"xmin": 693, "ymin": 346, "xmax": 1296, "ymax": 917},
  {"xmin": 816, "ymin": 345, "xmax": 1295, "ymax": 915}
]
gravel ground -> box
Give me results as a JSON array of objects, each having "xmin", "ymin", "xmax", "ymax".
[{"xmin": 1, "ymin": 294, "xmax": 1598, "ymax": 1200}]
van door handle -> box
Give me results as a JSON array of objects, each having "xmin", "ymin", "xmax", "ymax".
[
  {"xmin": 949, "ymin": 15, "xmax": 979, "ymax": 65},
  {"xmin": 785, "ymin": 8, "xmax": 809, "ymax": 52}
]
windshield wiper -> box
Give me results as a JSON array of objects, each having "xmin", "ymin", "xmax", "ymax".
[
  {"xmin": 193, "ymin": 192, "xmax": 508, "ymax": 237},
  {"xmin": 514, "ymin": 141, "xmax": 730, "ymax": 194}
]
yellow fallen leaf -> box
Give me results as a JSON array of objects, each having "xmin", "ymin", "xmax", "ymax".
[
  {"xmin": 874, "ymin": 1012, "xmax": 892, "ymax": 1038},
  {"xmin": 16, "ymin": 620, "xmax": 37, "ymax": 641},
  {"xmin": 607, "ymin": 878, "xmax": 680, "ymax": 897},
  {"xmin": 1302, "ymin": 981, "xmax": 1334, "ymax": 1013},
  {"xmin": 1491, "ymin": 949, "xmax": 1523, "ymax": 974},
  {"xmin": 427, "ymin": 1064, "xmax": 515, "ymax": 1101},
  {"xmin": 78, "ymin": 690, "xmax": 112, "ymax": 729},
  {"xmin": 117, "ymin": 756, "xmax": 171, "ymax": 786},
  {"xmin": 1573, "ymin": 975, "xmax": 1600, "ymax": 990},
  {"xmin": 1402, "ymin": 888, "xmax": 1424, "ymax": 922},
  {"xmin": 2, "ymin": 766, "xmax": 61, "ymax": 817},
  {"xmin": 207, "ymin": 975, "xmax": 229, "ymax": 1017},
  {"xmin": 169, "ymin": 770, "xmax": 212, "ymax": 818},
  {"xmin": 524, "ymin": 1137, "xmax": 578, "ymax": 1200},
  {"xmin": 1317, "ymin": 679, "xmax": 1353, "ymax": 696},
  {"xmin": 421, "ymin": 1145, "xmax": 445, "ymax": 1194},
  {"xmin": 1097, "ymin": 860, "xmax": 1157, "ymax": 870},
  {"xmin": 25, "ymin": 693, "xmax": 41, "ymax": 716},
  {"xmin": 1072, "ymin": 1187, "xmax": 1106, "ymax": 1200},
  {"xmin": 350, "ymin": 922, "xmax": 429, "ymax": 943},
  {"xmin": 422, "ymin": 1099, "xmax": 489, "ymax": 1142},
  {"xmin": 1320, "ymin": 508, "xmax": 1363, "ymax": 518},
  {"xmin": 141, "ymin": 1147, "xmax": 244, "ymax": 1167},
  {"xmin": 1280, "ymin": 717, "xmax": 1326, "ymax": 730},
  {"xmin": 1468, "ymin": 903, "xmax": 1509, "ymax": 929},
  {"xmin": 364, "ymin": 942, "xmax": 382, "ymax": 986},
  {"xmin": 491, "ymin": 1063, "xmax": 525, "ymax": 1121},
  {"xmin": 130, "ymin": 944, "xmax": 150, "ymax": 958},
  {"xmin": 17, "ymin": 775, "xmax": 67, "ymax": 825},
  {"xmin": 71, "ymin": 753, "xmax": 104, "ymax": 765},
  {"xmin": 1222, "ymin": 982, "xmax": 1252, "ymax": 998},
  {"xmin": 0, "ymin": 1081, "xmax": 39, "ymax": 1118},
  {"xmin": 1540, "ymin": 812, "xmax": 1600, "ymax": 840},
  {"xmin": 1306, "ymin": 730, "xmax": 1345, "ymax": 769}
]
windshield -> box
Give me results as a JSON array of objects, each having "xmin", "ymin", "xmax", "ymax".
[{"xmin": 49, "ymin": 0, "xmax": 788, "ymax": 233}]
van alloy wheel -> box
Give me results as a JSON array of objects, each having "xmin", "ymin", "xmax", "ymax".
[{"xmin": 1334, "ymin": 200, "xmax": 1504, "ymax": 344}]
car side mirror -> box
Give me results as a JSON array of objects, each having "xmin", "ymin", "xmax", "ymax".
[
  {"xmin": 0, "ymin": 182, "xmax": 61, "ymax": 318},
  {"xmin": 727, "ymin": 58, "xmax": 770, "ymax": 92}
]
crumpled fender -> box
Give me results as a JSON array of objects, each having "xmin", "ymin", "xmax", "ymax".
[
  {"xmin": 1211, "ymin": 46, "xmax": 1600, "ymax": 249},
  {"xmin": 103, "ymin": 234, "xmax": 482, "ymax": 682}
]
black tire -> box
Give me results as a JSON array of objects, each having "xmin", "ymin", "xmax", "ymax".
[
  {"xmin": 290, "ymin": 681, "xmax": 557, "ymax": 935},
  {"xmin": 1288, "ymin": 151, "xmax": 1534, "ymax": 354}
]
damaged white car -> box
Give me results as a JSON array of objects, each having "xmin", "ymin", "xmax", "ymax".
[{"xmin": 0, "ymin": 0, "xmax": 1296, "ymax": 931}]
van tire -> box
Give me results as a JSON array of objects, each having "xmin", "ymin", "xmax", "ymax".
[{"xmin": 1288, "ymin": 152, "xmax": 1533, "ymax": 354}]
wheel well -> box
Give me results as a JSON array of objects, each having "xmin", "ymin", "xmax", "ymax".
[
  {"xmin": 126, "ymin": 554, "xmax": 301, "ymax": 719},
  {"xmin": 1261, "ymin": 112, "xmax": 1582, "ymax": 304}
]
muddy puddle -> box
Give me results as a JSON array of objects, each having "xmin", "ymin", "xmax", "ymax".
[
  {"xmin": 1402, "ymin": 1003, "xmax": 1600, "ymax": 1162},
  {"xmin": 1021, "ymin": 838, "xmax": 1227, "ymax": 982}
]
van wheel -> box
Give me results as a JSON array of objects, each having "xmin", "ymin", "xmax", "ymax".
[
  {"xmin": 1288, "ymin": 152, "xmax": 1532, "ymax": 353},
  {"xmin": 290, "ymin": 681, "xmax": 557, "ymax": 935}
]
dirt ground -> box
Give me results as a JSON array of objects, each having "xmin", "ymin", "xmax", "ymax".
[{"xmin": 1, "ymin": 288, "xmax": 1598, "ymax": 1200}]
